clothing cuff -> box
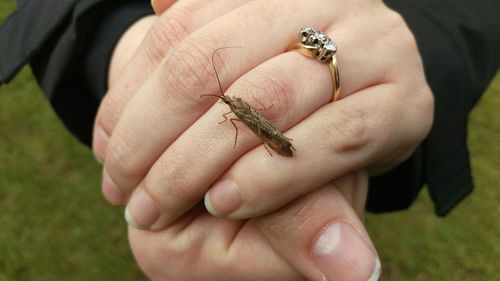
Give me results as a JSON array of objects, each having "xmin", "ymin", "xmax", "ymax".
[
  {"xmin": 83, "ymin": 1, "xmax": 154, "ymax": 101},
  {"xmin": 383, "ymin": 0, "xmax": 474, "ymax": 216}
]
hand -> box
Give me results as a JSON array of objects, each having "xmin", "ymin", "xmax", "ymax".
[
  {"xmin": 129, "ymin": 171, "xmax": 381, "ymax": 281},
  {"xmin": 93, "ymin": 0, "xmax": 433, "ymax": 229},
  {"xmin": 94, "ymin": 0, "xmax": 253, "ymax": 204}
]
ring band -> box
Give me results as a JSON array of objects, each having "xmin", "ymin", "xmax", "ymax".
[{"xmin": 287, "ymin": 27, "xmax": 340, "ymax": 102}]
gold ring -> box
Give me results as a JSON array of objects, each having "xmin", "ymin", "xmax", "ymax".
[{"xmin": 287, "ymin": 27, "xmax": 340, "ymax": 102}]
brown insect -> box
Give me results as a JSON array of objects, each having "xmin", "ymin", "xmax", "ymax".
[{"xmin": 201, "ymin": 47, "xmax": 296, "ymax": 157}]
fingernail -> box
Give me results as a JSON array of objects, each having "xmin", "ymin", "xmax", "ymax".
[
  {"xmin": 125, "ymin": 189, "xmax": 160, "ymax": 229},
  {"xmin": 93, "ymin": 126, "xmax": 109, "ymax": 164},
  {"xmin": 313, "ymin": 221, "xmax": 381, "ymax": 281},
  {"xmin": 102, "ymin": 170, "xmax": 126, "ymax": 205},
  {"xmin": 205, "ymin": 179, "xmax": 241, "ymax": 217}
]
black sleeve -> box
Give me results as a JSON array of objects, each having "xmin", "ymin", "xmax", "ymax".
[
  {"xmin": 33, "ymin": 0, "xmax": 153, "ymax": 146},
  {"xmin": 367, "ymin": 0, "xmax": 500, "ymax": 216},
  {"xmin": 0, "ymin": 0, "xmax": 153, "ymax": 145}
]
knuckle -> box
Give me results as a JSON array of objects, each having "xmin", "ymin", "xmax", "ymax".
[
  {"xmin": 261, "ymin": 192, "xmax": 320, "ymax": 238},
  {"xmin": 382, "ymin": 8, "xmax": 405, "ymax": 29},
  {"xmin": 385, "ymin": 9, "xmax": 418, "ymax": 51},
  {"xmin": 324, "ymin": 106, "xmax": 372, "ymax": 155},
  {"xmin": 160, "ymin": 41, "xmax": 217, "ymax": 105},
  {"xmin": 417, "ymin": 88, "xmax": 435, "ymax": 120},
  {"xmin": 235, "ymin": 73, "xmax": 296, "ymax": 125},
  {"xmin": 409, "ymin": 88, "xmax": 435, "ymax": 139},
  {"xmin": 144, "ymin": 10, "xmax": 192, "ymax": 64},
  {"xmin": 372, "ymin": 89, "xmax": 433, "ymax": 166},
  {"xmin": 132, "ymin": 238, "xmax": 198, "ymax": 281},
  {"xmin": 96, "ymin": 92, "xmax": 122, "ymax": 130},
  {"xmin": 105, "ymin": 135, "xmax": 142, "ymax": 189},
  {"xmin": 373, "ymin": 9, "xmax": 421, "ymax": 83},
  {"xmin": 144, "ymin": 149, "xmax": 197, "ymax": 205}
]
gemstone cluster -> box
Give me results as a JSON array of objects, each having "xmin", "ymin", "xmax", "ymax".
[{"xmin": 300, "ymin": 27, "xmax": 337, "ymax": 63}]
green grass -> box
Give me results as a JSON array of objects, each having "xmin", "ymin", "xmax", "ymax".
[
  {"xmin": 1, "ymin": 2, "xmax": 499, "ymax": 281},
  {"xmin": 0, "ymin": 3, "xmax": 144, "ymax": 281}
]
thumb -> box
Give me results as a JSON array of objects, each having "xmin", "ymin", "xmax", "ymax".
[{"xmin": 254, "ymin": 172, "xmax": 381, "ymax": 281}]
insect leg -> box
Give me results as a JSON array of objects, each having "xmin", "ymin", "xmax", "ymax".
[
  {"xmin": 263, "ymin": 143, "xmax": 273, "ymax": 156},
  {"xmin": 218, "ymin": 111, "xmax": 233, "ymax": 124},
  {"xmin": 255, "ymin": 103, "xmax": 274, "ymax": 111},
  {"xmin": 285, "ymin": 136, "xmax": 296, "ymax": 151},
  {"xmin": 229, "ymin": 118, "xmax": 242, "ymax": 148}
]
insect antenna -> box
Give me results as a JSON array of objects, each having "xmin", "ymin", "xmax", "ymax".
[
  {"xmin": 211, "ymin": 46, "xmax": 243, "ymax": 96},
  {"xmin": 200, "ymin": 46, "xmax": 242, "ymax": 101},
  {"xmin": 200, "ymin": 94, "xmax": 224, "ymax": 99}
]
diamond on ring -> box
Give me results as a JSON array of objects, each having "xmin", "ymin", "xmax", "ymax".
[
  {"xmin": 288, "ymin": 27, "xmax": 340, "ymax": 102},
  {"xmin": 299, "ymin": 27, "xmax": 337, "ymax": 62}
]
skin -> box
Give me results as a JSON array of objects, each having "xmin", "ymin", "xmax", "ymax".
[
  {"xmin": 96, "ymin": 0, "xmax": 433, "ymax": 225},
  {"xmin": 129, "ymin": 171, "xmax": 374, "ymax": 281},
  {"xmin": 92, "ymin": 0, "xmax": 434, "ymax": 279}
]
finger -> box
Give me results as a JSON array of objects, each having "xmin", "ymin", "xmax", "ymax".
[
  {"xmin": 99, "ymin": 15, "xmax": 157, "ymax": 204},
  {"xmin": 205, "ymin": 83, "xmax": 433, "ymax": 219},
  {"xmin": 93, "ymin": 0, "xmax": 251, "ymax": 161},
  {"xmin": 128, "ymin": 6, "xmax": 407, "ymax": 222},
  {"xmin": 335, "ymin": 170, "xmax": 369, "ymax": 220},
  {"xmin": 107, "ymin": 0, "xmax": 343, "ymax": 225},
  {"xmin": 128, "ymin": 205, "xmax": 303, "ymax": 281},
  {"xmin": 96, "ymin": 0, "xmax": 252, "ymax": 203},
  {"xmin": 124, "ymin": 26, "xmax": 387, "ymax": 229},
  {"xmin": 128, "ymin": 174, "xmax": 371, "ymax": 281},
  {"xmin": 120, "ymin": 1, "xmax": 404, "ymax": 227},
  {"xmin": 104, "ymin": 0, "xmax": 415, "ymax": 207},
  {"xmin": 255, "ymin": 173, "xmax": 381, "ymax": 281},
  {"xmin": 123, "ymin": 48, "xmax": 336, "ymax": 229}
]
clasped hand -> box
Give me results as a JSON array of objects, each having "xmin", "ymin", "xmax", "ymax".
[{"xmin": 92, "ymin": 0, "xmax": 433, "ymax": 280}]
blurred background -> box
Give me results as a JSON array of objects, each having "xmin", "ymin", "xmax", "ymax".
[{"xmin": 0, "ymin": 2, "xmax": 499, "ymax": 280}]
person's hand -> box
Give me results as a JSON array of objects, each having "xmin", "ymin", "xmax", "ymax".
[
  {"xmin": 94, "ymin": 0, "xmax": 253, "ymax": 204},
  {"xmin": 93, "ymin": 0, "xmax": 433, "ymax": 229},
  {"xmin": 129, "ymin": 171, "xmax": 381, "ymax": 281}
]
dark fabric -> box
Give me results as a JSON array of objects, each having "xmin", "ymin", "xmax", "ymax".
[
  {"xmin": 0, "ymin": 0, "xmax": 79, "ymax": 83},
  {"xmin": 83, "ymin": 1, "xmax": 154, "ymax": 102},
  {"xmin": 368, "ymin": 0, "xmax": 500, "ymax": 216},
  {"xmin": 0, "ymin": 0, "xmax": 153, "ymax": 145},
  {"xmin": 367, "ymin": 146, "xmax": 425, "ymax": 214},
  {"xmin": 1, "ymin": 0, "xmax": 499, "ymax": 215}
]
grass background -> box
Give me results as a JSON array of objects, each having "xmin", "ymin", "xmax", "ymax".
[{"xmin": 0, "ymin": 2, "xmax": 499, "ymax": 280}]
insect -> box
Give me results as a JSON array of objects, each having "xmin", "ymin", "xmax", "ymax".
[{"xmin": 201, "ymin": 47, "xmax": 296, "ymax": 157}]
